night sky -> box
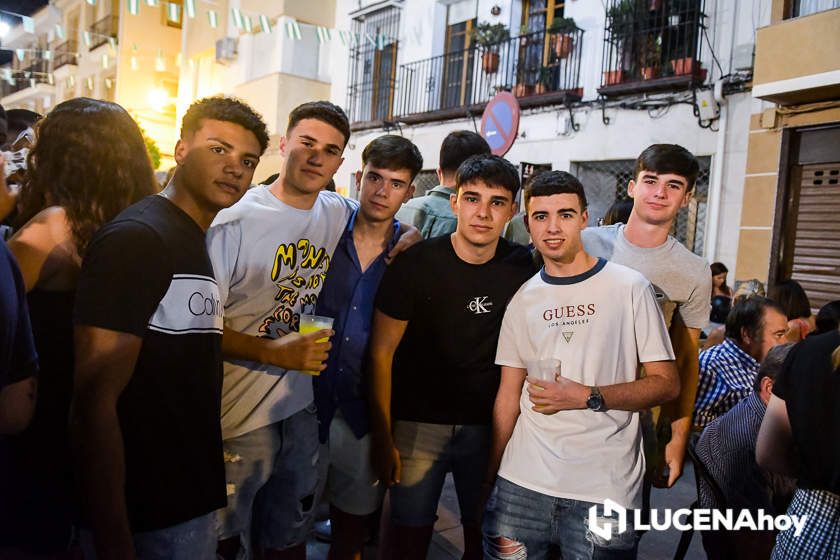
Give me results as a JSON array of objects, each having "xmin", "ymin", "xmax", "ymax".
[{"xmin": 0, "ymin": 1, "xmax": 51, "ymax": 66}]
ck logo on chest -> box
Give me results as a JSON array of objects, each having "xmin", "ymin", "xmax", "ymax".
[{"xmin": 468, "ymin": 296, "xmax": 493, "ymax": 315}]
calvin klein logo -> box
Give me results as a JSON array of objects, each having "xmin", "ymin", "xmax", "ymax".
[
  {"xmin": 189, "ymin": 291, "xmax": 223, "ymax": 318},
  {"xmin": 468, "ymin": 296, "xmax": 493, "ymax": 314}
]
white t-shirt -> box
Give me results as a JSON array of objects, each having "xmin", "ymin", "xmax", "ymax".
[
  {"xmin": 207, "ymin": 186, "xmax": 355, "ymax": 440},
  {"xmin": 495, "ymin": 258, "xmax": 674, "ymax": 509}
]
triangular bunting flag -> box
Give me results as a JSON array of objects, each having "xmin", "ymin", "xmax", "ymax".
[
  {"xmin": 55, "ymin": 24, "xmax": 65, "ymax": 39},
  {"xmin": 21, "ymin": 16, "xmax": 35, "ymax": 33},
  {"xmin": 145, "ymin": 0, "xmax": 158, "ymax": 6},
  {"xmin": 15, "ymin": 49, "xmax": 25, "ymax": 61},
  {"xmin": 207, "ymin": 10, "xmax": 219, "ymax": 29},
  {"xmin": 130, "ymin": 56, "xmax": 139, "ymax": 70},
  {"xmin": 42, "ymin": 50, "xmax": 52, "ymax": 60},
  {"xmin": 167, "ymin": 2, "xmax": 180, "ymax": 22},
  {"xmin": 108, "ymin": 36, "xmax": 117, "ymax": 51},
  {"xmin": 105, "ymin": 77, "xmax": 113, "ymax": 89},
  {"xmin": 243, "ymin": 16, "xmax": 252, "ymax": 33},
  {"xmin": 128, "ymin": 0, "xmax": 139, "ymax": 15},
  {"xmin": 86, "ymin": 0, "xmax": 97, "ymax": 5},
  {"xmin": 47, "ymin": 73, "xmax": 54, "ymax": 85},
  {"xmin": 259, "ymin": 15, "xmax": 271, "ymax": 34},
  {"xmin": 231, "ymin": 8, "xmax": 243, "ymax": 30},
  {"xmin": 102, "ymin": 54, "xmax": 109, "ymax": 69},
  {"xmin": 83, "ymin": 31, "xmax": 91, "ymax": 47},
  {"xmin": 87, "ymin": 76, "xmax": 94, "ymax": 90},
  {"xmin": 285, "ymin": 19, "xmax": 301, "ymax": 40}
]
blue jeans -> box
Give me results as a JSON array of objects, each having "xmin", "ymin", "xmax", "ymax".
[
  {"xmin": 482, "ymin": 478, "xmax": 638, "ymax": 560},
  {"xmin": 390, "ymin": 421, "xmax": 491, "ymax": 527},
  {"xmin": 80, "ymin": 512, "xmax": 216, "ymax": 559},
  {"xmin": 218, "ymin": 405, "xmax": 325, "ymax": 554}
]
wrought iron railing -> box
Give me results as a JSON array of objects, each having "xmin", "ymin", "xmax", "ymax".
[
  {"xmin": 88, "ymin": 14, "xmax": 118, "ymax": 51},
  {"xmin": 600, "ymin": 0, "xmax": 706, "ymax": 93},
  {"xmin": 0, "ymin": 58, "xmax": 52, "ymax": 96},
  {"xmin": 53, "ymin": 40, "xmax": 79, "ymax": 70},
  {"xmin": 347, "ymin": 27, "xmax": 584, "ymax": 124}
]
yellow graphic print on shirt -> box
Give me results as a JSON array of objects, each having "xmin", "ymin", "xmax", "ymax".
[{"xmin": 259, "ymin": 238, "xmax": 331, "ymax": 337}]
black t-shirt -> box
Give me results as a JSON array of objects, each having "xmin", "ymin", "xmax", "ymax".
[
  {"xmin": 375, "ymin": 236, "xmax": 536, "ymax": 425},
  {"xmin": 74, "ymin": 195, "xmax": 225, "ymax": 532},
  {"xmin": 772, "ymin": 329, "xmax": 840, "ymax": 495}
]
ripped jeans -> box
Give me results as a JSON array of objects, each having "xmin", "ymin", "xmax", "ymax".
[
  {"xmin": 482, "ymin": 478, "xmax": 638, "ymax": 560},
  {"xmin": 217, "ymin": 404, "xmax": 326, "ymax": 557}
]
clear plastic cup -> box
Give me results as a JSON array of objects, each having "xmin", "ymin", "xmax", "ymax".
[{"xmin": 298, "ymin": 314, "xmax": 334, "ymax": 375}]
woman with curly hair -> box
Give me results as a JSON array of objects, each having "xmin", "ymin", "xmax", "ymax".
[{"xmin": 2, "ymin": 98, "xmax": 156, "ymax": 555}]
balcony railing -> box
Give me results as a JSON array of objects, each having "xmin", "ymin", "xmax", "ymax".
[
  {"xmin": 599, "ymin": 0, "xmax": 706, "ymax": 96},
  {"xmin": 0, "ymin": 58, "xmax": 52, "ymax": 97},
  {"xmin": 347, "ymin": 27, "xmax": 584, "ymax": 126},
  {"xmin": 88, "ymin": 14, "xmax": 118, "ymax": 51},
  {"xmin": 53, "ymin": 40, "xmax": 79, "ymax": 70}
]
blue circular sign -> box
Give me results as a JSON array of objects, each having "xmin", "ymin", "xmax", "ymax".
[{"xmin": 481, "ymin": 92, "xmax": 521, "ymax": 156}]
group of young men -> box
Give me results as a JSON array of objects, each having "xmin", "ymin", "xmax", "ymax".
[{"xmin": 66, "ymin": 94, "xmax": 712, "ymax": 560}]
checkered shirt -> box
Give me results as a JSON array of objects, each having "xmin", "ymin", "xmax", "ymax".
[
  {"xmin": 692, "ymin": 338, "xmax": 759, "ymax": 430},
  {"xmin": 771, "ymin": 488, "xmax": 840, "ymax": 558}
]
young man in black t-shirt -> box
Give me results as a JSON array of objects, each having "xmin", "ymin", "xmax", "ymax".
[
  {"xmin": 369, "ymin": 154, "xmax": 535, "ymax": 560},
  {"xmin": 72, "ymin": 97, "xmax": 268, "ymax": 559}
]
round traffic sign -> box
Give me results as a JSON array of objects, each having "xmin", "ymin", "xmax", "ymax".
[{"xmin": 480, "ymin": 92, "xmax": 520, "ymax": 156}]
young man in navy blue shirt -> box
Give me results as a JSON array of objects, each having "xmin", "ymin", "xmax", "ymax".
[{"xmin": 313, "ymin": 135, "xmax": 423, "ymax": 560}]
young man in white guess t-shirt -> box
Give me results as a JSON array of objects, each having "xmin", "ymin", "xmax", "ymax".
[{"xmin": 483, "ymin": 171, "xmax": 679, "ymax": 559}]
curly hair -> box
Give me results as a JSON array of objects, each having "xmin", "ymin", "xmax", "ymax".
[
  {"xmin": 17, "ymin": 98, "xmax": 157, "ymax": 255},
  {"xmin": 181, "ymin": 96, "xmax": 269, "ymax": 154}
]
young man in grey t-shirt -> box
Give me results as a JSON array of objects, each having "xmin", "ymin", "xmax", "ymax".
[{"xmin": 582, "ymin": 144, "xmax": 712, "ymax": 490}]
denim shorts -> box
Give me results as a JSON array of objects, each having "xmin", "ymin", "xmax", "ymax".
[
  {"xmin": 80, "ymin": 512, "xmax": 216, "ymax": 560},
  {"xmin": 483, "ymin": 478, "xmax": 638, "ymax": 560},
  {"xmin": 389, "ymin": 421, "xmax": 491, "ymax": 528},
  {"xmin": 217, "ymin": 404, "xmax": 325, "ymax": 554},
  {"xmin": 323, "ymin": 412, "xmax": 384, "ymax": 516}
]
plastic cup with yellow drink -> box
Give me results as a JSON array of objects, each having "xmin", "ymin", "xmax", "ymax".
[{"xmin": 298, "ymin": 314, "xmax": 334, "ymax": 375}]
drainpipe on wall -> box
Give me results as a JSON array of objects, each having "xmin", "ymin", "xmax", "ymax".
[{"xmin": 704, "ymin": 78, "xmax": 727, "ymax": 263}]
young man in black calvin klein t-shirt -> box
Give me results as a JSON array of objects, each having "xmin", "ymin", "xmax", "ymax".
[
  {"xmin": 71, "ymin": 97, "xmax": 268, "ymax": 560},
  {"xmin": 369, "ymin": 154, "xmax": 536, "ymax": 560}
]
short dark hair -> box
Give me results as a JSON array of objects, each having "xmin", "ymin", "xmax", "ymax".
[
  {"xmin": 815, "ymin": 300, "xmax": 840, "ymax": 335},
  {"xmin": 753, "ymin": 343, "xmax": 794, "ymax": 393},
  {"xmin": 768, "ymin": 279, "xmax": 812, "ymax": 321},
  {"xmin": 634, "ymin": 144, "xmax": 700, "ymax": 192},
  {"xmin": 181, "ymin": 96, "xmax": 269, "ymax": 154},
  {"xmin": 287, "ymin": 101, "xmax": 350, "ymax": 147},
  {"xmin": 362, "ymin": 135, "xmax": 424, "ymax": 181},
  {"xmin": 725, "ymin": 295, "xmax": 785, "ymax": 345},
  {"xmin": 439, "ymin": 130, "xmax": 491, "ymax": 174},
  {"xmin": 524, "ymin": 170, "xmax": 587, "ymax": 212},
  {"xmin": 455, "ymin": 154, "xmax": 520, "ymax": 198}
]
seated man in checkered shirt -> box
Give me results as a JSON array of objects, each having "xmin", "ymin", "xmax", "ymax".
[{"xmin": 692, "ymin": 295, "xmax": 788, "ymax": 432}]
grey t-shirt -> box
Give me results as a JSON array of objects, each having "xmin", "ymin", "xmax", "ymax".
[
  {"xmin": 581, "ymin": 224, "xmax": 711, "ymax": 329},
  {"xmin": 207, "ymin": 186, "xmax": 356, "ymax": 440}
]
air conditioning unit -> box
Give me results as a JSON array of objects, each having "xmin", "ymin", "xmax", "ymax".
[{"xmin": 215, "ymin": 37, "xmax": 238, "ymax": 64}]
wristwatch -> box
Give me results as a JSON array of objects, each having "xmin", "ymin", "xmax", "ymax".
[{"xmin": 586, "ymin": 386, "xmax": 606, "ymax": 412}]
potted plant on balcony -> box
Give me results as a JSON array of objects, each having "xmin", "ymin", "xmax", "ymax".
[
  {"xmin": 471, "ymin": 22, "xmax": 510, "ymax": 74},
  {"xmin": 639, "ymin": 34, "xmax": 662, "ymax": 80},
  {"xmin": 549, "ymin": 17, "xmax": 577, "ymax": 59},
  {"xmin": 535, "ymin": 66, "xmax": 554, "ymax": 95},
  {"xmin": 603, "ymin": 0, "xmax": 635, "ymax": 85}
]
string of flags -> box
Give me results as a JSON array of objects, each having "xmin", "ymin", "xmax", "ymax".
[{"xmin": 0, "ymin": 1, "xmax": 393, "ymax": 89}]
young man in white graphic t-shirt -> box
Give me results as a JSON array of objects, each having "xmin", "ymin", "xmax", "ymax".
[{"xmin": 483, "ymin": 171, "xmax": 679, "ymax": 559}]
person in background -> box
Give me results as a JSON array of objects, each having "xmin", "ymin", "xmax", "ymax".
[
  {"xmin": 711, "ymin": 262, "xmax": 734, "ymax": 299},
  {"xmin": 814, "ymin": 300, "xmax": 840, "ymax": 336},
  {"xmin": 395, "ymin": 130, "xmax": 490, "ymax": 239},
  {"xmin": 2, "ymin": 109, "xmax": 41, "ymax": 152},
  {"xmin": 601, "ymin": 197, "xmax": 633, "ymax": 226},
  {"xmin": 2, "ymin": 98, "xmax": 158, "ymax": 555},
  {"xmin": 695, "ymin": 343, "xmax": 795, "ymax": 558},
  {"xmin": 757, "ymin": 329, "xmax": 840, "ymax": 558},
  {"xmin": 768, "ymin": 279, "xmax": 816, "ymax": 342},
  {"xmin": 693, "ymin": 296, "xmax": 789, "ymax": 432}
]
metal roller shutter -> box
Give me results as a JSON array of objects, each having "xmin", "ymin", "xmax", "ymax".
[{"xmin": 791, "ymin": 163, "xmax": 840, "ymax": 310}]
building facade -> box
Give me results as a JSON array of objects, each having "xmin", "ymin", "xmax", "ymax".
[
  {"xmin": 1, "ymin": 0, "xmax": 182, "ymax": 169},
  {"xmin": 328, "ymin": 0, "xmax": 775, "ymax": 283}
]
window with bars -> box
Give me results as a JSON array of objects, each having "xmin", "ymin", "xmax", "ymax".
[
  {"xmin": 572, "ymin": 156, "xmax": 711, "ymax": 255},
  {"xmin": 346, "ymin": 6, "xmax": 401, "ymax": 124}
]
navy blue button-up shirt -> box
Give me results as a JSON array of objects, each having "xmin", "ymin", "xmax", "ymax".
[{"xmin": 313, "ymin": 210, "xmax": 401, "ymax": 443}]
